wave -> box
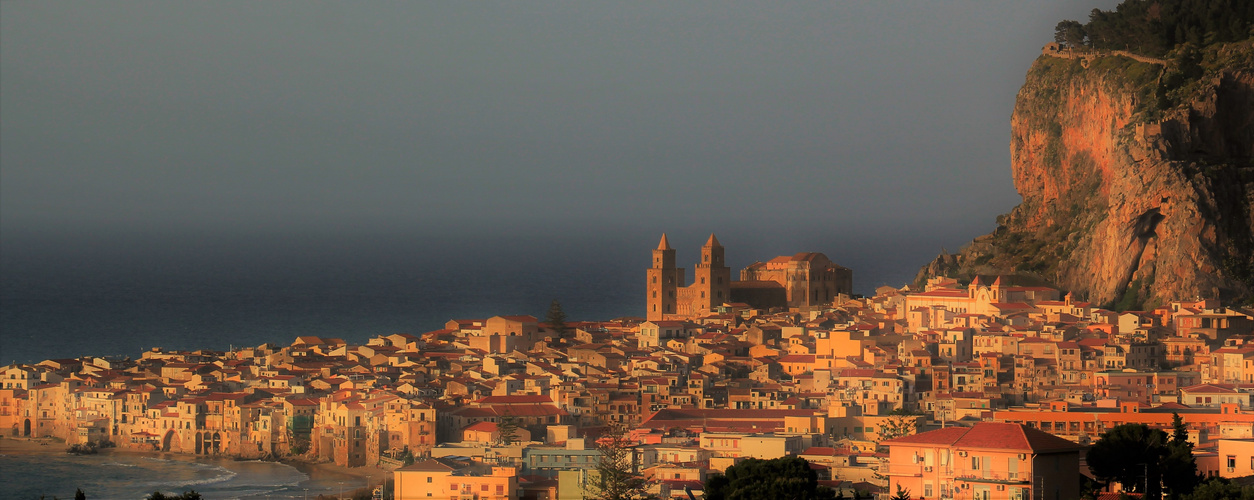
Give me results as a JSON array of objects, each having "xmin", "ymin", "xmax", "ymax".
[
  {"xmin": 174, "ymin": 469, "xmax": 239, "ymax": 487},
  {"xmin": 102, "ymin": 461, "xmax": 138, "ymax": 467},
  {"xmin": 144, "ymin": 465, "xmax": 239, "ymax": 488}
]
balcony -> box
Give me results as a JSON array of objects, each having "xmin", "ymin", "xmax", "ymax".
[
  {"xmin": 953, "ymin": 470, "xmax": 1032, "ymax": 485},
  {"xmin": 882, "ymin": 464, "xmax": 948, "ymax": 477}
]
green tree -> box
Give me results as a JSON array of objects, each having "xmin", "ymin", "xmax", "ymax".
[
  {"xmin": 877, "ymin": 412, "xmax": 918, "ymax": 443},
  {"xmin": 1087, "ymin": 423, "xmax": 1167, "ymax": 499},
  {"xmin": 1164, "ymin": 413, "xmax": 1201, "ymax": 499},
  {"xmin": 889, "ymin": 484, "xmax": 912, "ymax": 500},
  {"xmin": 498, "ymin": 411, "xmax": 520, "ymax": 446},
  {"xmin": 1182, "ymin": 477, "xmax": 1254, "ymax": 500},
  {"xmin": 546, "ymin": 299, "xmax": 570, "ymax": 340},
  {"xmin": 704, "ymin": 456, "xmax": 836, "ymax": 500},
  {"xmin": 1054, "ymin": 19, "xmax": 1087, "ymax": 48},
  {"xmin": 586, "ymin": 422, "xmax": 649, "ymax": 500}
]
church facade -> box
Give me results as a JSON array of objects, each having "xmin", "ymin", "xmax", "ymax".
[
  {"xmin": 646, "ymin": 234, "xmax": 852, "ymax": 320},
  {"xmin": 646, "ymin": 234, "xmax": 731, "ymax": 321}
]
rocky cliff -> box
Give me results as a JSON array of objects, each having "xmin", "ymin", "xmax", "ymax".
[{"xmin": 918, "ymin": 41, "xmax": 1254, "ymax": 309}]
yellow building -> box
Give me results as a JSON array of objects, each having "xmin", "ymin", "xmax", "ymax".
[{"xmin": 394, "ymin": 458, "xmax": 518, "ymax": 500}]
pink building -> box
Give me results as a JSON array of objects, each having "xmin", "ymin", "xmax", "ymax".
[{"xmin": 882, "ymin": 422, "xmax": 1081, "ymax": 500}]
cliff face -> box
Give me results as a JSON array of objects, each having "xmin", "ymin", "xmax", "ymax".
[{"xmin": 919, "ymin": 42, "xmax": 1254, "ymax": 308}]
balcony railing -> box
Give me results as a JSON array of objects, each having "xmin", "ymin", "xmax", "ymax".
[
  {"xmin": 883, "ymin": 464, "xmax": 1032, "ymax": 484},
  {"xmin": 882, "ymin": 464, "xmax": 949, "ymax": 476},
  {"xmin": 953, "ymin": 469, "xmax": 1032, "ymax": 484}
]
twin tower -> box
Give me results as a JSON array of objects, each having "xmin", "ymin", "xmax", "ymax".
[{"xmin": 646, "ymin": 233, "xmax": 731, "ymax": 321}]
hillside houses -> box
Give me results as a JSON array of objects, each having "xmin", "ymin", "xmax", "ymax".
[{"xmin": 4, "ymin": 281, "xmax": 1254, "ymax": 499}]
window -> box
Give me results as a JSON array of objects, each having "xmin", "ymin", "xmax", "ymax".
[
  {"xmin": 427, "ymin": 477, "xmax": 433, "ymax": 483},
  {"xmin": 972, "ymin": 456, "xmax": 981, "ymax": 469}
]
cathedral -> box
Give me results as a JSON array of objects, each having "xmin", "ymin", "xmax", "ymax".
[
  {"xmin": 646, "ymin": 234, "xmax": 853, "ymax": 320},
  {"xmin": 646, "ymin": 234, "xmax": 731, "ymax": 321}
]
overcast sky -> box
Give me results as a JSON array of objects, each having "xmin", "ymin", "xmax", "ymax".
[{"xmin": 1, "ymin": 1, "xmax": 1118, "ymax": 287}]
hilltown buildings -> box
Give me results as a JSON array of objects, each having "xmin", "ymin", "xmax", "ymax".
[{"xmin": 5, "ymin": 238, "xmax": 1254, "ymax": 499}]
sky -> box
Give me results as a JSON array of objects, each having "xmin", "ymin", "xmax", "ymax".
[{"xmin": 0, "ymin": 1, "xmax": 1120, "ymax": 292}]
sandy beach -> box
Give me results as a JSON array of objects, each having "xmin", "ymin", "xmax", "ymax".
[
  {"xmin": 287, "ymin": 457, "xmax": 394, "ymax": 491},
  {"xmin": 0, "ymin": 435, "xmax": 67, "ymax": 455},
  {"xmin": 1, "ymin": 436, "xmax": 394, "ymax": 498}
]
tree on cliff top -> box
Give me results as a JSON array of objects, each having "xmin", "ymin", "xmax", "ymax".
[
  {"xmin": 1070, "ymin": 0, "xmax": 1254, "ymax": 57},
  {"xmin": 1055, "ymin": 20, "xmax": 1087, "ymax": 49}
]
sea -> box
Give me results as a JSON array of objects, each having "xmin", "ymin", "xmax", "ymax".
[
  {"xmin": 0, "ymin": 226, "xmax": 934, "ymax": 365},
  {"xmin": 0, "ymin": 228, "xmax": 647, "ymax": 365},
  {"xmin": 0, "ymin": 447, "xmax": 366, "ymax": 499}
]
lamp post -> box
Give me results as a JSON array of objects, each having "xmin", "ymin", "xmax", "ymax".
[{"xmin": 338, "ymin": 481, "xmax": 345, "ymax": 499}]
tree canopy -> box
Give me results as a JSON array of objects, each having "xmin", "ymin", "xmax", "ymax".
[
  {"xmin": 1086, "ymin": 416, "xmax": 1202, "ymax": 500},
  {"xmin": 586, "ymin": 422, "xmax": 648, "ymax": 500},
  {"xmin": 705, "ymin": 456, "xmax": 836, "ymax": 500},
  {"xmin": 1181, "ymin": 477, "xmax": 1254, "ymax": 500},
  {"xmin": 1087, "ymin": 423, "xmax": 1167, "ymax": 497},
  {"xmin": 1164, "ymin": 413, "xmax": 1202, "ymax": 499},
  {"xmin": 498, "ymin": 411, "xmax": 520, "ymax": 445},
  {"xmin": 545, "ymin": 299, "xmax": 570, "ymax": 340},
  {"xmin": 1053, "ymin": 0, "xmax": 1254, "ymax": 57}
]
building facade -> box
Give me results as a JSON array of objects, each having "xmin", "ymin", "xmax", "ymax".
[{"xmin": 647, "ymin": 234, "xmax": 731, "ymax": 321}]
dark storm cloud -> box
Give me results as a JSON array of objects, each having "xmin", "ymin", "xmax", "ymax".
[{"xmin": 1, "ymin": 1, "xmax": 1116, "ymax": 249}]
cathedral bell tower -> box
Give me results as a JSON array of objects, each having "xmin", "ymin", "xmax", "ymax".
[
  {"xmin": 647, "ymin": 234, "xmax": 680, "ymax": 321},
  {"xmin": 694, "ymin": 233, "xmax": 731, "ymax": 313}
]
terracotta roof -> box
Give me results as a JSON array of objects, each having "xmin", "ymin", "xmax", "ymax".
[
  {"xmin": 912, "ymin": 289, "xmax": 968, "ymax": 298},
  {"xmin": 463, "ymin": 421, "xmax": 499, "ymax": 433},
  {"xmin": 884, "ymin": 422, "xmax": 1081, "ymax": 453},
  {"xmin": 1181, "ymin": 383, "xmax": 1238, "ymax": 394}
]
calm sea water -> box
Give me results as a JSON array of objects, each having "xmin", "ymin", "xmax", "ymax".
[
  {"xmin": 0, "ymin": 227, "xmax": 933, "ymax": 364},
  {"xmin": 0, "ymin": 230, "xmax": 642, "ymax": 364}
]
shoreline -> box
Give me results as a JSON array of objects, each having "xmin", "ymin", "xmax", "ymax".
[{"xmin": 1, "ymin": 436, "xmax": 391, "ymax": 492}]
